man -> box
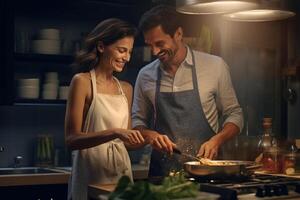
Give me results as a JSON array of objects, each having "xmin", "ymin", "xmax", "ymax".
[{"xmin": 132, "ymin": 5, "xmax": 243, "ymax": 176}]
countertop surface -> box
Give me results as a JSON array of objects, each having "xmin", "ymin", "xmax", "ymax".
[
  {"xmin": 0, "ymin": 167, "xmax": 70, "ymax": 186},
  {"xmin": 0, "ymin": 164, "xmax": 149, "ymax": 187}
]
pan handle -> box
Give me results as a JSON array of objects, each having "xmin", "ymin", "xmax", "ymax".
[
  {"xmin": 245, "ymin": 164, "xmax": 263, "ymax": 170},
  {"xmin": 173, "ymin": 147, "xmax": 182, "ymax": 154}
]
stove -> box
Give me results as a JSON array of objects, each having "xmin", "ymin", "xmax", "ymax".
[{"xmin": 192, "ymin": 174, "xmax": 300, "ymax": 200}]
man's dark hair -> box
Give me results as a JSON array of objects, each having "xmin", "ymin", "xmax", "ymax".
[{"xmin": 139, "ymin": 5, "xmax": 181, "ymax": 37}]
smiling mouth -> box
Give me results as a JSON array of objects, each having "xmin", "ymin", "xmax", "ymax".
[{"xmin": 157, "ymin": 51, "xmax": 168, "ymax": 59}]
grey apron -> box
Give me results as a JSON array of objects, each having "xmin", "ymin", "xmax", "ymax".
[{"xmin": 149, "ymin": 47, "xmax": 215, "ymax": 177}]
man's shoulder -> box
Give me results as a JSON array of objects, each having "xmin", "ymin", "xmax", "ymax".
[
  {"xmin": 193, "ymin": 50, "xmax": 223, "ymax": 64},
  {"xmin": 137, "ymin": 59, "xmax": 160, "ymax": 79},
  {"xmin": 192, "ymin": 50, "xmax": 227, "ymax": 71}
]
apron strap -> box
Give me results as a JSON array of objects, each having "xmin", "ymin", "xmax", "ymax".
[{"xmin": 90, "ymin": 69, "xmax": 98, "ymax": 100}]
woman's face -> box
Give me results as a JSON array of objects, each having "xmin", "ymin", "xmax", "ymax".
[{"xmin": 100, "ymin": 36, "xmax": 134, "ymax": 72}]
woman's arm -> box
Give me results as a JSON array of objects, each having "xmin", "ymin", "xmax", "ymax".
[{"xmin": 121, "ymin": 81, "xmax": 145, "ymax": 150}]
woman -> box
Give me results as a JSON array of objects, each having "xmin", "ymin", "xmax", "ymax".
[{"xmin": 65, "ymin": 18, "xmax": 144, "ymax": 200}]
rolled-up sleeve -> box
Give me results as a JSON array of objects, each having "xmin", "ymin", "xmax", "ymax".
[
  {"xmin": 131, "ymin": 71, "xmax": 153, "ymax": 129},
  {"xmin": 216, "ymin": 59, "xmax": 244, "ymax": 133}
]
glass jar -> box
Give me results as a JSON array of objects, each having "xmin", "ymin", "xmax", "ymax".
[
  {"xmin": 282, "ymin": 153, "xmax": 297, "ymax": 175},
  {"xmin": 261, "ymin": 142, "xmax": 283, "ymax": 173}
]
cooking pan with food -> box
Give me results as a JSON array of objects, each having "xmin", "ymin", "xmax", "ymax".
[{"xmin": 183, "ymin": 160, "xmax": 261, "ymax": 178}]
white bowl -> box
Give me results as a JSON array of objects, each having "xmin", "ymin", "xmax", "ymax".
[
  {"xmin": 32, "ymin": 39, "xmax": 61, "ymax": 55},
  {"xmin": 38, "ymin": 28, "xmax": 60, "ymax": 40},
  {"xmin": 45, "ymin": 72, "xmax": 58, "ymax": 82},
  {"xmin": 42, "ymin": 90, "xmax": 57, "ymax": 100},
  {"xmin": 43, "ymin": 83, "xmax": 58, "ymax": 91},
  {"xmin": 59, "ymin": 86, "xmax": 69, "ymax": 100},
  {"xmin": 18, "ymin": 78, "xmax": 40, "ymax": 87},
  {"xmin": 18, "ymin": 86, "xmax": 39, "ymax": 99}
]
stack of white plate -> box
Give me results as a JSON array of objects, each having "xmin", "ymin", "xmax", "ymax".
[
  {"xmin": 59, "ymin": 86, "xmax": 69, "ymax": 100},
  {"xmin": 42, "ymin": 72, "xmax": 58, "ymax": 100},
  {"xmin": 32, "ymin": 28, "xmax": 61, "ymax": 55},
  {"xmin": 17, "ymin": 78, "xmax": 40, "ymax": 99}
]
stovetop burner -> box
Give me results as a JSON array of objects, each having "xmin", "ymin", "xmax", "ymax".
[
  {"xmin": 148, "ymin": 174, "xmax": 300, "ymax": 199},
  {"xmin": 195, "ymin": 174, "xmax": 300, "ymax": 200}
]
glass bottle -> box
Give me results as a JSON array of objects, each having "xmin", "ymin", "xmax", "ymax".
[{"xmin": 256, "ymin": 118, "xmax": 273, "ymax": 163}]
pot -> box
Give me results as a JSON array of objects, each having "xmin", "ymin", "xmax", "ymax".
[{"xmin": 183, "ymin": 160, "xmax": 260, "ymax": 178}]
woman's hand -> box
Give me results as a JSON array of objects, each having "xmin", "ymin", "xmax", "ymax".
[
  {"xmin": 147, "ymin": 132, "xmax": 176, "ymax": 153},
  {"xmin": 115, "ymin": 129, "xmax": 145, "ymax": 145}
]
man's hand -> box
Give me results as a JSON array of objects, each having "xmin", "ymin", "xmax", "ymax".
[
  {"xmin": 197, "ymin": 136, "xmax": 222, "ymax": 159},
  {"xmin": 147, "ymin": 132, "xmax": 176, "ymax": 153},
  {"xmin": 197, "ymin": 123, "xmax": 240, "ymax": 159}
]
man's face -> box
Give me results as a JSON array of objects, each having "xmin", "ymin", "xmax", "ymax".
[{"xmin": 144, "ymin": 25, "xmax": 181, "ymax": 65}]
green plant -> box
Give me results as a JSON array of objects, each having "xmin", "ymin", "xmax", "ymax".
[{"xmin": 109, "ymin": 172, "xmax": 199, "ymax": 200}]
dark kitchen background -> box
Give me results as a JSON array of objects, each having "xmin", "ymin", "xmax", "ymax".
[{"xmin": 0, "ymin": 0, "xmax": 299, "ymax": 168}]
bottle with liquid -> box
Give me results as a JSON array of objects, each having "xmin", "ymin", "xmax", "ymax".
[
  {"xmin": 256, "ymin": 118, "xmax": 273, "ymax": 163},
  {"xmin": 257, "ymin": 118, "xmax": 282, "ymax": 173}
]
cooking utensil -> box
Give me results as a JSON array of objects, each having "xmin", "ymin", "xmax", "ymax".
[
  {"xmin": 173, "ymin": 147, "xmax": 202, "ymax": 161},
  {"xmin": 183, "ymin": 160, "xmax": 258, "ymax": 178}
]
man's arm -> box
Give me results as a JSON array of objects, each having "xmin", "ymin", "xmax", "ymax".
[
  {"xmin": 198, "ymin": 58, "xmax": 243, "ymax": 159},
  {"xmin": 132, "ymin": 68, "xmax": 176, "ymax": 153}
]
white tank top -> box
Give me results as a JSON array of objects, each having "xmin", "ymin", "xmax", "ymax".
[{"xmin": 68, "ymin": 69, "xmax": 133, "ymax": 200}]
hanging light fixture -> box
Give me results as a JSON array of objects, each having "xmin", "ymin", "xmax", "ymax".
[
  {"xmin": 176, "ymin": 0, "xmax": 258, "ymax": 15},
  {"xmin": 222, "ymin": 9, "xmax": 295, "ymax": 22}
]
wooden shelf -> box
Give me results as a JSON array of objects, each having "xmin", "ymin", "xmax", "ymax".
[
  {"xmin": 14, "ymin": 99, "xmax": 67, "ymax": 106},
  {"xmin": 14, "ymin": 53, "xmax": 74, "ymax": 64}
]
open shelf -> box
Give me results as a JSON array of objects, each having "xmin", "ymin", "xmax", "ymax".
[
  {"xmin": 14, "ymin": 98, "xmax": 67, "ymax": 106},
  {"xmin": 14, "ymin": 53, "xmax": 74, "ymax": 63}
]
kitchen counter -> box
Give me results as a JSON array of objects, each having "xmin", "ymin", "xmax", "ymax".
[
  {"xmin": 0, "ymin": 168, "xmax": 70, "ymax": 187},
  {"xmin": 255, "ymin": 170, "xmax": 300, "ymax": 179},
  {"xmin": 0, "ymin": 164, "xmax": 148, "ymax": 187}
]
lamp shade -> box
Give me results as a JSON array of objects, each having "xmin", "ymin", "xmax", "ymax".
[
  {"xmin": 222, "ymin": 9, "xmax": 295, "ymax": 22},
  {"xmin": 176, "ymin": 0, "xmax": 258, "ymax": 15}
]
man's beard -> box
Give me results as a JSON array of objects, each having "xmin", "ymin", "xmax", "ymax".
[{"xmin": 157, "ymin": 48, "xmax": 178, "ymax": 64}]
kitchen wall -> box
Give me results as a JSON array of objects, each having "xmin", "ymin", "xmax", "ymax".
[
  {"xmin": 0, "ymin": 105, "xmax": 66, "ymax": 167},
  {"xmin": 0, "ymin": 105, "xmax": 146, "ymax": 167}
]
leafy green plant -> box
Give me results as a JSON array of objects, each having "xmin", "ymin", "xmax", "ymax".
[{"xmin": 109, "ymin": 172, "xmax": 199, "ymax": 200}]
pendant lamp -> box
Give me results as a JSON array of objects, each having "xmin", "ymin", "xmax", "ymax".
[
  {"xmin": 222, "ymin": 9, "xmax": 295, "ymax": 22},
  {"xmin": 176, "ymin": 0, "xmax": 258, "ymax": 15}
]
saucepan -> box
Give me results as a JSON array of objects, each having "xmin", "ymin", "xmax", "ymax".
[{"xmin": 183, "ymin": 160, "xmax": 261, "ymax": 178}]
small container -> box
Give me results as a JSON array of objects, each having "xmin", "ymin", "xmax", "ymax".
[
  {"xmin": 261, "ymin": 148, "xmax": 282, "ymax": 173},
  {"xmin": 282, "ymin": 153, "xmax": 297, "ymax": 175},
  {"xmin": 281, "ymin": 141, "xmax": 299, "ymax": 175}
]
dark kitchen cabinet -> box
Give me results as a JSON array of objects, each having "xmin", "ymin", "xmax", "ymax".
[
  {"xmin": 0, "ymin": 184, "xmax": 68, "ymax": 199},
  {"xmin": 0, "ymin": 0, "xmax": 14, "ymax": 105},
  {"xmin": 0, "ymin": 0, "xmax": 152, "ymax": 106}
]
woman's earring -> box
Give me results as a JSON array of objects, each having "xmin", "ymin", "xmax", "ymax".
[{"xmin": 97, "ymin": 42, "xmax": 104, "ymax": 53}]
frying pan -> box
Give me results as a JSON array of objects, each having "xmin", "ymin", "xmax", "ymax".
[
  {"xmin": 183, "ymin": 160, "xmax": 260, "ymax": 177},
  {"xmin": 173, "ymin": 147, "xmax": 261, "ymax": 177}
]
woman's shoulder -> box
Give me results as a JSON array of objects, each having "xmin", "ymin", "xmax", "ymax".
[
  {"xmin": 70, "ymin": 72, "xmax": 91, "ymax": 91},
  {"xmin": 71, "ymin": 72, "xmax": 91, "ymax": 84},
  {"xmin": 119, "ymin": 80, "xmax": 133, "ymax": 94}
]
